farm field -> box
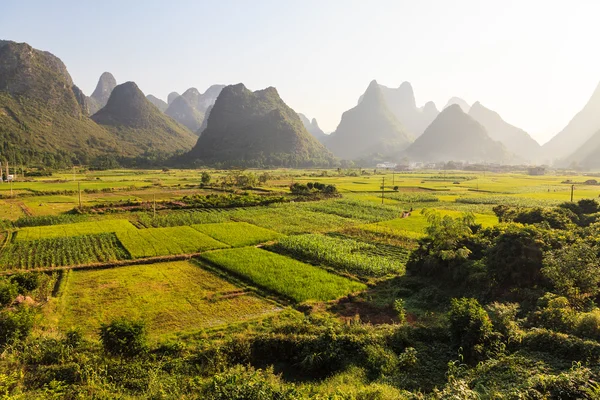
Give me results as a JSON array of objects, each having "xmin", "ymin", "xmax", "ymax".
[
  {"xmin": 50, "ymin": 261, "xmax": 279, "ymax": 338},
  {"xmin": 191, "ymin": 222, "xmax": 282, "ymax": 247},
  {"xmin": 115, "ymin": 226, "xmax": 228, "ymax": 258},
  {"xmin": 201, "ymin": 247, "xmax": 367, "ymax": 302},
  {"xmin": 2, "ymin": 168, "xmax": 600, "ymax": 397}
]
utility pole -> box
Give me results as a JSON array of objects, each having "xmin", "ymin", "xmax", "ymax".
[
  {"xmin": 153, "ymin": 193, "xmax": 156, "ymax": 218},
  {"xmin": 392, "ymin": 171, "xmax": 395, "ymax": 186},
  {"xmin": 571, "ymin": 184, "xmax": 575, "ymax": 202},
  {"xmin": 78, "ymin": 182, "xmax": 82, "ymax": 208},
  {"xmin": 10, "ymin": 180, "xmax": 13, "ymax": 198},
  {"xmin": 381, "ymin": 177, "xmax": 385, "ymax": 204}
]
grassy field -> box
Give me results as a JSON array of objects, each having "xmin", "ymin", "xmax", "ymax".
[
  {"xmin": 192, "ymin": 222, "xmax": 282, "ymax": 247},
  {"xmin": 201, "ymin": 247, "xmax": 367, "ymax": 302},
  {"xmin": 115, "ymin": 226, "xmax": 228, "ymax": 258},
  {"xmin": 51, "ymin": 261, "xmax": 279, "ymax": 338}
]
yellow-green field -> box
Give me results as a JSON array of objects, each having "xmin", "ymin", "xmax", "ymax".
[{"xmin": 51, "ymin": 261, "xmax": 280, "ymax": 339}]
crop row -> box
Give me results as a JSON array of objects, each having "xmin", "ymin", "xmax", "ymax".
[
  {"xmin": 15, "ymin": 219, "xmax": 137, "ymax": 241},
  {"xmin": 273, "ymin": 234, "xmax": 405, "ymax": 278},
  {"xmin": 303, "ymin": 199, "xmax": 400, "ymax": 223},
  {"xmin": 0, "ymin": 233, "xmax": 129, "ymax": 270}
]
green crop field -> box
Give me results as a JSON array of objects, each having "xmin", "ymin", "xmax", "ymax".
[
  {"xmin": 115, "ymin": 226, "xmax": 228, "ymax": 258},
  {"xmin": 201, "ymin": 247, "xmax": 366, "ymax": 302},
  {"xmin": 192, "ymin": 222, "xmax": 282, "ymax": 247},
  {"xmin": 15, "ymin": 219, "xmax": 137, "ymax": 241},
  {"xmin": 274, "ymin": 233, "xmax": 406, "ymax": 278},
  {"xmin": 50, "ymin": 261, "xmax": 279, "ymax": 338},
  {"xmin": 0, "ymin": 233, "xmax": 129, "ymax": 270}
]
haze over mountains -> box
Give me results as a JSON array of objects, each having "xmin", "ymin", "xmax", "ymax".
[
  {"xmin": 405, "ymin": 105, "xmax": 509, "ymax": 163},
  {"xmin": 542, "ymin": 82, "xmax": 600, "ymax": 161},
  {"xmin": 2, "ymin": 38, "xmax": 600, "ymax": 169},
  {"xmin": 328, "ymin": 80, "xmax": 412, "ymax": 160}
]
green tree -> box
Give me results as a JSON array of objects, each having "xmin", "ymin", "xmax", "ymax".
[
  {"xmin": 542, "ymin": 242, "xmax": 600, "ymax": 303},
  {"xmin": 201, "ymin": 171, "xmax": 211, "ymax": 185}
]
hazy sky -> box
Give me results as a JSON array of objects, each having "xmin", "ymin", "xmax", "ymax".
[{"xmin": 2, "ymin": 0, "xmax": 600, "ymax": 143}]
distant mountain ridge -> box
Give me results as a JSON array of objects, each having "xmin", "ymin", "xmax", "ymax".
[
  {"xmin": 184, "ymin": 83, "xmax": 336, "ymax": 167},
  {"xmin": 146, "ymin": 95, "xmax": 168, "ymax": 112},
  {"xmin": 468, "ymin": 102, "xmax": 540, "ymax": 161},
  {"xmin": 298, "ymin": 113, "xmax": 328, "ymax": 143},
  {"xmin": 358, "ymin": 81, "xmax": 438, "ymax": 136},
  {"xmin": 328, "ymin": 80, "xmax": 412, "ymax": 160},
  {"xmin": 543, "ymin": 81, "xmax": 600, "ymax": 161},
  {"xmin": 165, "ymin": 85, "xmax": 225, "ymax": 133},
  {"xmin": 405, "ymin": 104, "xmax": 509, "ymax": 163}
]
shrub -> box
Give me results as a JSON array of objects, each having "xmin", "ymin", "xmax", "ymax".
[
  {"xmin": 10, "ymin": 272, "xmax": 41, "ymax": 293},
  {"xmin": 0, "ymin": 306, "xmax": 35, "ymax": 347},
  {"xmin": 0, "ymin": 280, "xmax": 18, "ymax": 307},
  {"xmin": 575, "ymin": 309, "xmax": 600, "ymax": 341},
  {"xmin": 202, "ymin": 365, "xmax": 298, "ymax": 400},
  {"xmin": 486, "ymin": 302, "xmax": 522, "ymax": 343},
  {"xmin": 529, "ymin": 293, "xmax": 577, "ymax": 333},
  {"xmin": 448, "ymin": 298, "xmax": 494, "ymax": 362},
  {"xmin": 394, "ymin": 299, "xmax": 407, "ymax": 325},
  {"xmin": 542, "ymin": 242, "xmax": 600, "ymax": 303},
  {"xmin": 99, "ymin": 318, "xmax": 147, "ymax": 357}
]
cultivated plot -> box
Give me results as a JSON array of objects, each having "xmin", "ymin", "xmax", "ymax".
[
  {"xmin": 192, "ymin": 222, "xmax": 282, "ymax": 247},
  {"xmin": 201, "ymin": 247, "xmax": 366, "ymax": 302},
  {"xmin": 53, "ymin": 261, "xmax": 279, "ymax": 338}
]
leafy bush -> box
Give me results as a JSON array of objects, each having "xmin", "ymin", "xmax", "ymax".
[
  {"xmin": 542, "ymin": 242, "xmax": 600, "ymax": 303},
  {"xmin": 529, "ymin": 293, "xmax": 577, "ymax": 333},
  {"xmin": 0, "ymin": 280, "xmax": 18, "ymax": 307},
  {"xmin": 99, "ymin": 318, "xmax": 147, "ymax": 357},
  {"xmin": 486, "ymin": 302, "xmax": 522, "ymax": 343},
  {"xmin": 448, "ymin": 298, "xmax": 494, "ymax": 362},
  {"xmin": 202, "ymin": 365, "xmax": 298, "ymax": 400},
  {"xmin": 0, "ymin": 306, "xmax": 35, "ymax": 347},
  {"xmin": 10, "ymin": 272, "xmax": 41, "ymax": 293},
  {"xmin": 575, "ymin": 310, "xmax": 600, "ymax": 341}
]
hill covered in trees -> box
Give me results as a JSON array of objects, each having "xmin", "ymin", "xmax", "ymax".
[{"xmin": 183, "ymin": 83, "xmax": 336, "ymax": 167}]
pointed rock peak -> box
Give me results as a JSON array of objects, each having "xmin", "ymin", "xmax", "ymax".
[
  {"xmin": 167, "ymin": 92, "xmax": 180, "ymax": 104},
  {"xmin": 91, "ymin": 72, "xmax": 117, "ymax": 99},
  {"xmin": 311, "ymin": 118, "xmax": 319, "ymax": 127},
  {"xmin": 182, "ymin": 87, "xmax": 200, "ymax": 97},
  {"xmin": 362, "ymin": 80, "xmax": 384, "ymax": 104},
  {"xmin": 105, "ymin": 81, "xmax": 145, "ymax": 105}
]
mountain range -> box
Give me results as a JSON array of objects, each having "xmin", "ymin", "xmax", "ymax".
[{"xmin": 2, "ymin": 38, "xmax": 600, "ymax": 169}]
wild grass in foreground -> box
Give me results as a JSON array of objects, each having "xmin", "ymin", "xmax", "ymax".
[
  {"xmin": 201, "ymin": 247, "xmax": 366, "ymax": 302},
  {"xmin": 273, "ymin": 234, "xmax": 405, "ymax": 278}
]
